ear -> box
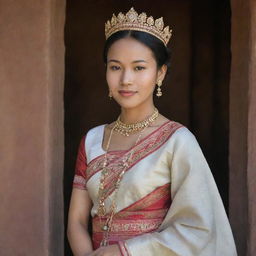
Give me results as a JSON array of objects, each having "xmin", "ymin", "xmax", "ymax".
[{"xmin": 157, "ymin": 64, "xmax": 167, "ymax": 83}]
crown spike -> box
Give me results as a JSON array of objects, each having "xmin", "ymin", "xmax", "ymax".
[
  {"xmin": 105, "ymin": 7, "xmax": 172, "ymax": 46},
  {"xmin": 111, "ymin": 14, "xmax": 117, "ymax": 26},
  {"xmin": 155, "ymin": 17, "xmax": 164, "ymax": 30}
]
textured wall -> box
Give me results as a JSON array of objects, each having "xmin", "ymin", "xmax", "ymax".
[
  {"xmin": 230, "ymin": 0, "xmax": 256, "ymax": 255},
  {"xmin": 247, "ymin": 2, "xmax": 256, "ymax": 255},
  {"xmin": 0, "ymin": 0, "xmax": 65, "ymax": 255}
]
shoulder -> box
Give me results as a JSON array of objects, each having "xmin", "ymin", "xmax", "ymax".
[
  {"xmin": 161, "ymin": 120, "xmax": 187, "ymax": 136},
  {"xmin": 156, "ymin": 115, "xmax": 189, "ymax": 138},
  {"xmin": 152, "ymin": 119, "xmax": 196, "ymax": 149},
  {"xmin": 86, "ymin": 124, "xmax": 106, "ymax": 136},
  {"xmin": 84, "ymin": 124, "xmax": 106, "ymax": 146},
  {"xmin": 166, "ymin": 120, "xmax": 198, "ymax": 146},
  {"xmin": 82, "ymin": 124, "xmax": 107, "ymax": 160},
  {"xmin": 167, "ymin": 123, "xmax": 204, "ymax": 157},
  {"xmin": 172, "ymin": 124, "xmax": 195, "ymax": 140}
]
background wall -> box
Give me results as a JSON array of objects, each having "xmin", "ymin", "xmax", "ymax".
[
  {"xmin": 64, "ymin": 0, "xmax": 231, "ymax": 255},
  {"xmin": 230, "ymin": 0, "xmax": 256, "ymax": 255},
  {"xmin": 0, "ymin": 0, "xmax": 65, "ymax": 255},
  {"xmin": 0, "ymin": 0, "xmax": 254, "ymax": 255}
]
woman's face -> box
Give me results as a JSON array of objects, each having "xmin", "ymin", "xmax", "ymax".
[{"xmin": 106, "ymin": 37, "xmax": 166, "ymax": 110}]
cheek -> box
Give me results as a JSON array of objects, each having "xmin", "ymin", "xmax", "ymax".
[
  {"xmin": 106, "ymin": 71, "xmax": 118, "ymax": 89},
  {"xmin": 138, "ymin": 70, "xmax": 157, "ymax": 88}
]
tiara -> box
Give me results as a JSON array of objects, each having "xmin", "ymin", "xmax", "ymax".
[{"xmin": 105, "ymin": 7, "xmax": 172, "ymax": 46}]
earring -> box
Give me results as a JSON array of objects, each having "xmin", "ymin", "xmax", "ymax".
[
  {"xmin": 156, "ymin": 80, "xmax": 162, "ymax": 97},
  {"xmin": 108, "ymin": 91, "xmax": 112, "ymax": 99}
]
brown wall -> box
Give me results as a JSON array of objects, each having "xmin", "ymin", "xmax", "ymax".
[
  {"xmin": 230, "ymin": 0, "xmax": 256, "ymax": 255},
  {"xmin": 0, "ymin": 0, "xmax": 65, "ymax": 255},
  {"xmin": 247, "ymin": 2, "xmax": 256, "ymax": 255},
  {"xmin": 2, "ymin": 0, "xmax": 255, "ymax": 255}
]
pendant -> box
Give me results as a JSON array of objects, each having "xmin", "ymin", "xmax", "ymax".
[
  {"xmin": 102, "ymin": 225, "xmax": 108, "ymax": 231},
  {"xmin": 100, "ymin": 239, "xmax": 108, "ymax": 247},
  {"xmin": 97, "ymin": 205, "xmax": 106, "ymax": 217}
]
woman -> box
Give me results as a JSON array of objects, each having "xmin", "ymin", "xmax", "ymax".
[{"xmin": 67, "ymin": 7, "xmax": 237, "ymax": 256}]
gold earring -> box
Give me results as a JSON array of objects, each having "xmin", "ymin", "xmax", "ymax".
[
  {"xmin": 108, "ymin": 91, "xmax": 112, "ymax": 99},
  {"xmin": 156, "ymin": 80, "xmax": 162, "ymax": 97}
]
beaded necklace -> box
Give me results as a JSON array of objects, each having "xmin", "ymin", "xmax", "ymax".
[
  {"xmin": 114, "ymin": 108, "xmax": 159, "ymax": 136},
  {"xmin": 98, "ymin": 111, "xmax": 158, "ymax": 246}
]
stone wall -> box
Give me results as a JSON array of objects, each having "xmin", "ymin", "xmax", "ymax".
[
  {"xmin": 0, "ymin": 0, "xmax": 65, "ymax": 255},
  {"xmin": 230, "ymin": 0, "xmax": 256, "ymax": 255}
]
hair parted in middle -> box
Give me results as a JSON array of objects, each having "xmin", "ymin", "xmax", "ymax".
[{"xmin": 103, "ymin": 30, "xmax": 171, "ymax": 73}]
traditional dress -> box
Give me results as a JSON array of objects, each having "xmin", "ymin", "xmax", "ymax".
[{"xmin": 73, "ymin": 120, "xmax": 237, "ymax": 256}]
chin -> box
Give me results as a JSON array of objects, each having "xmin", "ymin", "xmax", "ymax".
[
  {"xmin": 114, "ymin": 98, "xmax": 141, "ymax": 110},
  {"xmin": 117, "ymin": 102, "xmax": 139, "ymax": 110},
  {"xmin": 113, "ymin": 93, "xmax": 153, "ymax": 110}
]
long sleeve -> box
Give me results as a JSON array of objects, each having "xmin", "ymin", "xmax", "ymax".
[{"xmin": 124, "ymin": 128, "xmax": 237, "ymax": 256}]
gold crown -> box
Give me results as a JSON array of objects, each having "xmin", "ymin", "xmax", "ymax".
[{"xmin": 105, "ymin": 7, "xmax": 172, "ymax": 46}]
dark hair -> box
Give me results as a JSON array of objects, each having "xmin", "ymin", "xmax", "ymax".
[{"xmin": 103, "ymin": 30, "xmax": 170, "ymax": 72}]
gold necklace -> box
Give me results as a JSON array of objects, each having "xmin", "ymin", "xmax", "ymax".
[
  {"xmin": 114, "ymin": 108, "xmax": 159, "ymax": 136},
  {"xmin": 97, "ymin": 116, "xmax": 155, "ymax": 246}
]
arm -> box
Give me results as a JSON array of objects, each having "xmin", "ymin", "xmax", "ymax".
[
  {"xmin": 67, "ymin": 188, "xmax": 93, "ymax": 256},
  {"xmin": 67, "ymin": 136, "xmax": 93, "ymax": 256},
  {"xmin": 68, "ymin": 134, "xmax": 122, "ymax": 256}
]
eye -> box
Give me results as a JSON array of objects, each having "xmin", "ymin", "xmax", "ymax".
[
  {"xmin": 109, "ymin": 65, "xmax": 121, "ymax": 71},
  {"xmin": 134, "ymin": 66, "xmax": 145, "ymax": 71}
]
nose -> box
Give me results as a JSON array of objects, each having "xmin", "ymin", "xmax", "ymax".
[{"xmin": 120, "ymin": 69, "xmax": 133, "ymax": 86}]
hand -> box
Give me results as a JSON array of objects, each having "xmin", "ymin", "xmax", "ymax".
[{"xmin": 86, "ymin": 244, "xmax": 121, "ymax": 256}]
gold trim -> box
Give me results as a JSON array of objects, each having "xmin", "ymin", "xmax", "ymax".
[{"xmin": 105, "ymin": 7, "xmax": 172, "ymax": 46}]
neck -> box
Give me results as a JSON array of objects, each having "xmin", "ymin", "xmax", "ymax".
[{"xmin": 120, "ymin": 104, "xmax": 156, "ymax": 124}]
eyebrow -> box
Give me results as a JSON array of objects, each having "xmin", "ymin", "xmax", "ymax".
[{"xmin": 107, "ymin": 59, "xmax": 147, "ymax": 63}]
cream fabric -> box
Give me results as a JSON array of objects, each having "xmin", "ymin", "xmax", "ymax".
[{"xmin": 85, "ymin": 124, "xmax": 237, "ymax": 256}]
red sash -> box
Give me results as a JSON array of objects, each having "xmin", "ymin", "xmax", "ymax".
[{"xmin": 92, "ymin": 183, "xmax": 171, "ymax": 249}]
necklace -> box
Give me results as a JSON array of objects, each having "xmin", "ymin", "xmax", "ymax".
[
  {"xmin": 114, "ymin": 108, "xmax": 159, "ymax": 136},
  {"xmin": 97, "ymin": 111, "xmax": 159, "ymax": 246}
]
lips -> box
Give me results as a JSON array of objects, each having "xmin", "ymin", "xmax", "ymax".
[{"xmin": 118, "ymin": 90, "xmax": 137, "ymax": 97}]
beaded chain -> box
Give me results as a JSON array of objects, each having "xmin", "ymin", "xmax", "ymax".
[{"xmin": 97, "ymin": 109, "xmax": 159, "ymax": 246}]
